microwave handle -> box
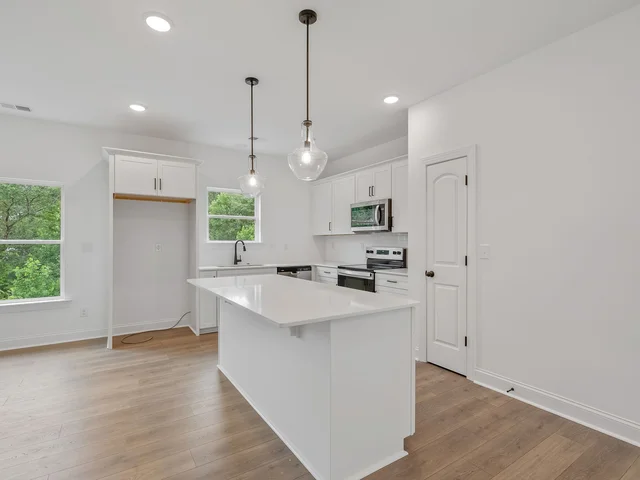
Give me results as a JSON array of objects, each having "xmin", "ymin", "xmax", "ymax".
[{"xmin": 375, "ymin": 204, "xmax": 382, "ymax": 225}]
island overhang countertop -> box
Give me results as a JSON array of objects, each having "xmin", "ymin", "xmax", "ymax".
[{"xmin": 188, "ymin": 274, "xmax": 418, "ymax": 328}]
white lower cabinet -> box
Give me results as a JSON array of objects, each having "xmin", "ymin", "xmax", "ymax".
[
  {"xmin": 375, "ymin": 272, "xmax": 409, "ymax": 296},
  {"xmin": 315, "ymin": 266, "xmax": 337, "ymax": 284},
  {"xmin": 216, "ymin": 267, "xmax": 277, "ymax": 278},
  {"xmin": 198, "ymin": 268, "xmax": 278, "ymax": 332},
  {"xmin": 198, "ymin": 271, "xmax": 218, "ymax": 331}
]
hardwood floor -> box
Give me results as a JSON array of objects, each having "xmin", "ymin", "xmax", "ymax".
[{"xmin": 0, "ymin": 329, "xmax": 637, "ymax": 480}]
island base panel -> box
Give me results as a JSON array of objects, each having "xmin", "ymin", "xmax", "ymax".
[{"xmin": 217, "ymin": 300, "xmax": 414, "ymax": 480}]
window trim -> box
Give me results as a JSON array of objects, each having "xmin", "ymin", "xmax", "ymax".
[
  {"xmin": 0, "ymin": 177, "xmax": 66, "ymax": 305},
  {"xmin": 206, "ymin": 187, "xmax": 261, "ymax": 244}
]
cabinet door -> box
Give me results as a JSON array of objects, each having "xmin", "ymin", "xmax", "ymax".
[
  {"xmin": 310, "ymin": 182, "xmax": 333, "ymax": 235},
  {"xmin": 332, "ymin": 175, "xmax": 355, "ymax": 234},
  {"xmin": 391, "ymin": 160, "xmax": 409, "ymax": 232},
  {"xmin": 372, "ymin": 164, "xmax": 392, "ymax": 200},
  {"xmin": 198, "ymin": 271, "xmax": 218, "ymax": 330},
  {"xmin": 114, "ymin": 155, "xmax": 158, "ymax": 196},
  {"xmin": 158, "ymin": 160, "xmax": 196, "ymax": 199},
  {"xmin": 216, "ymin": 267, "xmax": 277, "ymax": 277},
  {"xmin": 355, "ymin": 171, "xmax": 374, "ymax": 202}
]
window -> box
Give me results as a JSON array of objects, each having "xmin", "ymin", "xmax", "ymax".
[
  {"xmin": 207, "ymin": 188, "xmax": 260, "ymax": 242},
  {"xmin": 0, "ymin": 180, "xmax": 63, "ymax": 303}
]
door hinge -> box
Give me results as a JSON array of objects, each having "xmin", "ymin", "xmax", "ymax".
[
  {"xmin": 465, "ymin": 175, "xmax": 468, "ymax": 186},
  {"xmin": 465, "ymin": 336, "xmax": 468, "ymax": 347},
  {"xmin": 465, "ymin": 255, "xmax": 468, "ymax": 266}
]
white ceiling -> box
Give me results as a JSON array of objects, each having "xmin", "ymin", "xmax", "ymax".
[{"xmin": 1, "ymin": 0, "xmax": 638, "ymax": 160}]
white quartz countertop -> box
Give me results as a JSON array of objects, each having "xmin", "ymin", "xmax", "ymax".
[
  {"xmin": 188, "ymin": 274, "xmax": 417, "ymax": 327},
  {"xmin": 199, "ymin": 262, "xmax": 341, "ymax": 272}
]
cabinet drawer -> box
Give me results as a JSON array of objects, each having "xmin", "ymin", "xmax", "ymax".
[
  {"xmin": 317, "ymin": 277, "xmax": 337, "ymax": 286},
  {"xmin": 199, "ymin": 270, "xmax": 217, "ymax": 278},
  {"xmin": 376, "ymin": 285, "xmax": 409, "ymax": 296},
  {"xmin": 316, "ymin": 266, "xmax": 337, "ymax": 280},
  {"xmin": 375, "ymin": 273, "xmax": 408, "ymax": 289}
]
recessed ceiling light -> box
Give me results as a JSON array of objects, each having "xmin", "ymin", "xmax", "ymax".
[
  {"xmin": 129, "ymin": 104, "xmax": 146, "ymax": 112},
  {"xmin": 384, "ymin": 95, "xmax": 399, "ymax": 104},
  {"xmin": 144, "ymin": 13, "xmax": 172, "ymax": 32}
]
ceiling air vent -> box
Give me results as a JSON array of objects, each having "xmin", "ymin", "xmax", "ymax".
[{"xmin": 1, "ymin": 102, "xmax": 31, "ymax": 112}]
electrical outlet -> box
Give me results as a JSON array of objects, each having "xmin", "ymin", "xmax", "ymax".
[
  {"xmin": 80, "ymin": 308, "xmax": 88, "ymax": 318},
  {"xmin": 155, "ymin": 243, "xmax": 162, "ymax": 252}
]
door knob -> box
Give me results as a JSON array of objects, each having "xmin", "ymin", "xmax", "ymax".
[{"xmin": 425, "ymin": 270, "xmax": 435, "ymax": 278}]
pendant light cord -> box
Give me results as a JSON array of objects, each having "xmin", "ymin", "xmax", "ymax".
[
  {"xmin": 306, "ymin": 21, "xmax": 310, "ymax": 122},
  {"xmin": 250, "ymin": 82, "xmax": 254, "ymax": 170}
]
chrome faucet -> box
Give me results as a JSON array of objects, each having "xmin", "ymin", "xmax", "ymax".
[{"xmin": 233, "ymin": 240, "xmax": 246, "ymax": 265}]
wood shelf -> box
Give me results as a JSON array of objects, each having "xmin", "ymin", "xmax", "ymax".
[{"xmin": 113, "ymin": 193, "xmax": 193, "ymax": 204}]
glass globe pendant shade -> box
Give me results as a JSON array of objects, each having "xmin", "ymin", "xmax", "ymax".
[
  {"xmin": 288, "ymin": 121, "xmax": 328, "ymax": 181},
  {"xmin": 238, "ymin": 159, "xmax": 265, "ymax": 198}
]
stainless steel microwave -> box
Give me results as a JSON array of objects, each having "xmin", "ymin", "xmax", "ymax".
[{"xmin": 351, "ymin": 199, "xmax": 392, "ymax": 233}]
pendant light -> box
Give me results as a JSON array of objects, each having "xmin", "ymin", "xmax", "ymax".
[
  {"xmin": 238, "ymin": 77, "xmax": 265, "ymax": 197},
  {"xmin": 287, "ymin": 9, "xmax": 328, "ymax": 181}
]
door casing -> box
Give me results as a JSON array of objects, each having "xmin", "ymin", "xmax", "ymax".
[{"xmin": 422, "ymin": 145, "xmax": 477, "ymax": 380}]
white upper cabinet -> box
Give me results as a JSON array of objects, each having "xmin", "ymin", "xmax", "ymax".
[
  {"xmin": 158, "ymin": 160, "xmax": 196, "ymax": 199},
  {"xmin": 331, "ymin": 175, "xmax": 355, "ymax": 235},
  {"xmin": 114, "ymin": 156, "xmax": 158, "ymax": 196},
  {"xmin": 372, "ymin": 164, "xmax": 392, "ymax": 200},
  {"xmin": 391, "ymin": 160, "xmax": 409, "ymax": 233},
  {"xmin": 356, "ymin": 171, "xmax": 374, "ymax": 202},
  {"xmin": 114, "ymin": 155, "xmax": 196, "ymax": 199},
  {"xmin": 355, "ymin": 164, "xmax": 392, "ymax": 202},
  {"xmin": 311, "ymin": 182, "xmax": 333, "ymax": 235},
  {"xmin": 310, "ymin": 157, "xmax": 407, "ymax": 236}
]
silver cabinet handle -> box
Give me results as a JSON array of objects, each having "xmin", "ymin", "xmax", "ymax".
[
  {"xmin": 329, "ymin": 221, "xmax": 332, "ymax": 231},
  {"xmin": 159, "ymin": 178, "xmax": 162, "ymax": 191},
  {"xmin": 154, "ymin": 178, "xmax": 157, "ymax": 190},
  {"xmin": 323, "ymin": 271, "xmax": 331, "ymax": 274},
  {"xmin": 387, "ymin": 279, "xmax": 398, "ymax": 284},
  {"xmin": 372, "ymin": 185, "xmax": 375, "ymax": 197}
]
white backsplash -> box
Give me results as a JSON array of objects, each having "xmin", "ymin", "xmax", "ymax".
[{"xmin": 322, "ymin": 233, "xmax": 408, "ymax": 264}]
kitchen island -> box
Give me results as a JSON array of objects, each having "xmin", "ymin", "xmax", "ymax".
[{"xmin": 188, "ymin": 274, "xmax": 418, "ymax": 480}]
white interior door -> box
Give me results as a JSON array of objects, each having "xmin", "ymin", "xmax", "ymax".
[
  {"xmin": 158, "ymin": 160, "xmax": 196, "ymax": 199},
  {"xmin": 426, "ymin": 157, "xmax": 468, "ymax": 375}
]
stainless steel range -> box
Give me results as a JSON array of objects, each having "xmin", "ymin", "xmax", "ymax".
[{"xmin": 337, "ymin": 247, "xmax": 406, "ymax": 292}]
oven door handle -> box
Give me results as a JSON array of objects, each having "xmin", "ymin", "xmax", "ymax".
[{"xmin": 338, "ymin": 269, "xmax": 375, "ymax": 280}]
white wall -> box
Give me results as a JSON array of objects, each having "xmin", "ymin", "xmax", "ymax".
[
  {"xmin": 408, "ymin": 5, "xmax": 640, "ymax": 444},
  {"xmin": 0, "ymin": 115, "xmax": 321, "ymax": 350},
  {"xmin": 113, "ymin": 201, "xmax": 190, "ymax": 334},
  {"xmin": 322, "ymin": 137, "xmax": 407, "ymax": 178},
  {"xmin": 323, "ymin": 233, "xmax": 408, "ymax": 265},
  {"xmin": 198, "ymin": 156, "xmax": 322, "ymax": 268}
]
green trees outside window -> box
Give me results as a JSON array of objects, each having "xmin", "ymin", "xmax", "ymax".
[
  {"xmin": 207, "ymin": 190, "xmax": 258, "ymax": 242},
  {"xmin": 0, "ymin": 183, "xmax": 62, "ymax": 301}
]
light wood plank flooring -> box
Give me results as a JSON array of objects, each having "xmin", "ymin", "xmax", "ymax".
[{"xmin": 0, "ymin": 329, "xmax": 637, "ymax": 480}]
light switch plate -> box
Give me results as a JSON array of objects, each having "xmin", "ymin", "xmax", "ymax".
[{"xmin": 479, "ymin": 244, "xmax": 490, "ymax": 259}]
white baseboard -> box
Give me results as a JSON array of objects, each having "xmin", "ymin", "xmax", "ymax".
[
  {"xmin": 0, "ymin": 320, "xmax": 193, "ymax": 352},
  {"xmin": 474, "ymin": 368, "xmax": 640, "ymax": 448},
  {"xmin": 345, "ymin": 451, "xmax": 407, "ymax": 480},
  {"xmin": 218, "ymin": 364, "xmax": 326, "ymax": 480},
  {"xmin": 0, "ymin": 328, "xmax": 108, "ymax": 352},
  {"xmin": 112, "ymin": 319, "xmax": 190, "ymax": 336}
]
